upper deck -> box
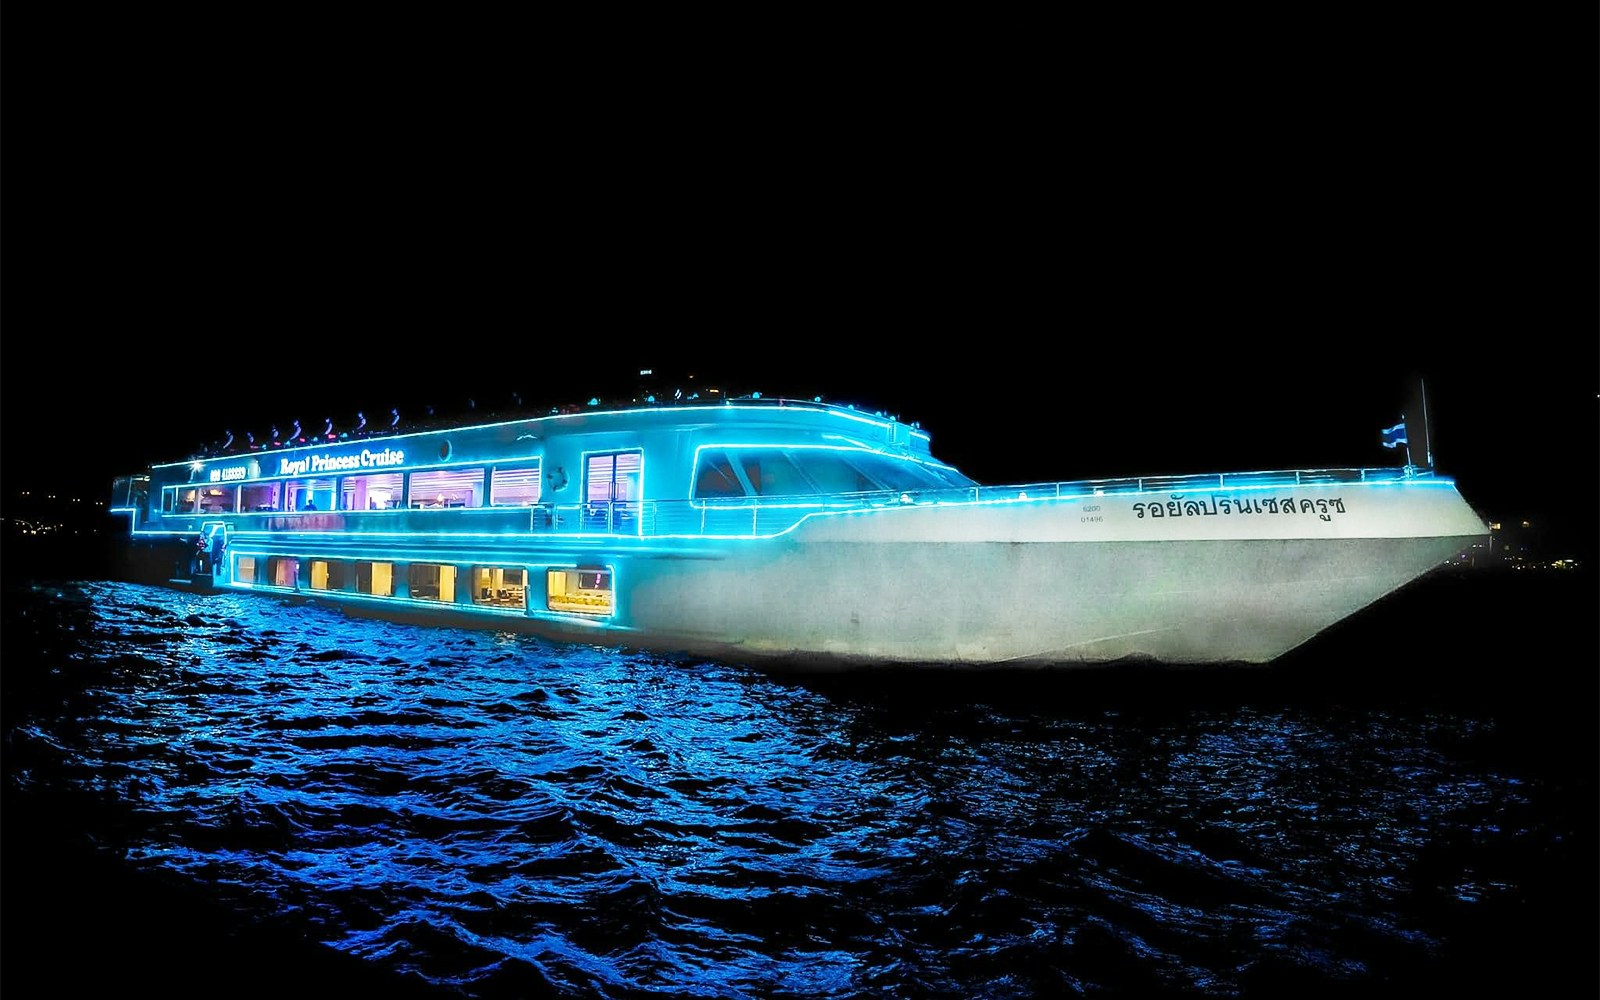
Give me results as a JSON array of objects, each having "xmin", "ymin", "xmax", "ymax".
[
  {"xmin": 109, "ymin": 392, "xmax": 1454, "ymax": 542},
  {"xmin": 116, "ymin": 399, "xmax": 957, "ymax": 533}
]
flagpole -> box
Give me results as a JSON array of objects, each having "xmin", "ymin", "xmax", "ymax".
[
  {"xmin": 1419, "ymin": 378, "xmax": 1432, "ymax": 468},
  {"xmin": 1402, "ymin": 384, "xmax": 1413, "ymax": 467}
]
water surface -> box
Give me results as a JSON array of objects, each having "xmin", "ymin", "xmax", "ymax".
[{"xmin": 4, "ymin": 577, "xmax": 1594, "ymax": 998}]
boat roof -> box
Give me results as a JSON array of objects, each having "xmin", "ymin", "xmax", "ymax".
[{"xmin": 151, "ymin": 397, "xmax": 935, "ymax": 474}]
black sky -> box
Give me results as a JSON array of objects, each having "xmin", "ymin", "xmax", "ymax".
[{"xmin": 5, "ymin": 13, "xmax": 1595, "ymax": 553}]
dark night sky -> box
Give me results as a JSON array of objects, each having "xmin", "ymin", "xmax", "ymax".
[{"xmin": 5, "ymin": 13, "xmax": 1595, "ymax": 554}]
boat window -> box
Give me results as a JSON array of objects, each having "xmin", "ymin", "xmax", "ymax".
[
  {"xmin": 235, "ymin": 556, "xmax": 257, "ymax": 584},
  {"xmin": 491, "ymin": 464, "xmax": 542, "ymax": 506},
  {"xmin": 782, "ymin": 450, "xmax": 880, "ymax": 495},
  {"xmin": 735, "ymin": 450, "xmax": 812, "ymax": 498},
  {"xmin": 584, "ymin": 451, "xmax": 642, "ymax": 533},
  {"xmin": 342, "ymin": 472, "xmax": 403, "ymax": 511},
  {"xmin": 241, "ymin": 481, "xmax": 282, "ymax": 512},
  {"xmin": 829, "ymin": 451, "xmax": 974, "ymax": 492},
  {"xmin": 409, "ymin": 467, "xmax": 485, "ymax": 509},
  {"xmin": 309, "ymin": 560, "xmax": 346, "ymax": 591},
  {"xmin": 266, "ymin": 556, "xmax": 300, "ymax": 588},
  {"xmin": 472, "ymin": 566, "xmax": 527, "ymax": 608},
  {"xmin": 931, "ymin": 465, "xmax": 977, "ymax": 488},
  {"xmin": 112, "ymin": 475, "xmax": 149, "ymax": 511},
  {"xmin": 691, "ymin": 448, "xmax": 977, "ymax": 499},
  {"xmin": 546, "ymin": 566, "xmax": 614, "ymax": 615},
  {"xmin": 284, "ymin": 477, "xmax": 337, "ymax": 512},
  {"xmin": 167, "ymin": 486, "xmax": 201, "ymax": 514},
  {"xmin": 693, "ymin": 451, "xmax": 745, "ymax": 499},
  {"xmin": 199, "ymin": 485, "xmax": 238, "ymax": 514},
  {"xmin": 355, "ymin": 561, "xmax": 393, "ymax": 597},
  {"xmin": 408, "ymin": 563, "xmax": 457, "ymax": 602},
  {"xmin": 585, "ymin": 452, "xmax": 642, "ymax": 504}
]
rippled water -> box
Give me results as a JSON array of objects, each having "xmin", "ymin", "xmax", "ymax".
[{"xmin": 4, "ymin": 578, "xmax": 1594, "ymax": 998}]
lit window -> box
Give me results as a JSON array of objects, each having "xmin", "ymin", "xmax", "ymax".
[
  {"xmin": 241, "ymin": 482, "xmax": 282, "ymax": 513},
  {"xmin": 409, "ymin": 468, "xmax": 485, "ymax": 509},
  {"xmin": 355, "ymin": 561, "xmax": 393, "ymax": 597},
  {"xmin": 284, "ymin": 478, "xmax": 336, "ymax": 512},
  {"xmin": 342, "ymin": 472, "xmax": 403, "ymax": 511},
  {"xmin": 546, "ymin": 566, "xmax": 614, "ymax": 615},
  {"xmin": 166, "ymin": 487, "xmax": 202, "ymax": 514},
  {"xmin": 472, "ymin": 566, "xmax": 527, "ymax": 608},
  {"xmin": 491, "ymin": 464, "xmax": 542, "ymax": 506},
  {"xmin": 200, "ymin": 486, "xmax": 237, "ymax": 514},
  {"xmin": 310, "ymin": 560, "xmax": 347, "ymax": 591},
  {"xmin": 408, "ymin": 563, "xmax": 457, "ymax": 602},
  {"xmin": 266, "ymin": 556, "xmax": 300, "ymax": 588}
]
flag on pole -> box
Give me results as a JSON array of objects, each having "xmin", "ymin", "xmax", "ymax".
[{"xmin": 1380, "ymin": 422, "xmax": 1407, "ymax": 449}]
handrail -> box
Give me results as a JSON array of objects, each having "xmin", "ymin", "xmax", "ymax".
[
  {"xmin": 532, "ymin": 465, "xmax": 1433, "ymax": 537},
  {"xmin": 140, "ymin": 464, "xmax": 1436, "ymax": 538}
]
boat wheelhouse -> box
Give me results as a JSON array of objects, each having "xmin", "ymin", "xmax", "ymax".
[{"xmin": 110, "ymin": 397, "xmax": 1489, "ymax": 667}]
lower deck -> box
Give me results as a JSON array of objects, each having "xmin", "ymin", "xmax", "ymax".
[{"xmin": 136, "ymin": 538, "xmax": 621, "ymax": 624}]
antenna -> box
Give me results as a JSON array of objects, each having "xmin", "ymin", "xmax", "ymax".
[{"xmin": 1419, "ymin": 378, "xmax": 1433, "ymax": 468}]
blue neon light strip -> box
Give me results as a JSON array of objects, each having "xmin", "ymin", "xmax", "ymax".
[
  {"xmin": 227, "ymin": 552, "xmax": 619, "ymax": 625},
  {"xmin": 128, "ymin": 475, "xmax": 1463, "ymax": 543},
  {"xmin": 152, "ymin": 402, "xmax": 923, "ymax": 471},
  {"xmin": 688, "ymin": 441, "xmax": 970, "ymax": 501},
  {"xmin": 223, "ymin": 582, "xmax": 620, "ymax": 628}
]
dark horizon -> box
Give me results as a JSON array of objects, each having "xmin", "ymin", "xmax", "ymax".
[
  {"xmin": 4, "ymin": 10, "xmax": 1594, "ymax": 557},
  {"xmin": 5, "ymin": 356, "xmax": 1593, "ymax": 556}
]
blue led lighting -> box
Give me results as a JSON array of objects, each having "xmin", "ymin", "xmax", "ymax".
[
  {"xmin": 129, "ymin": 474, "xmax": 1463, "ymax": 545},
  {"xmin": 686, "ymin": 441, "xmax": 1016, "ymax": 503},
  {"xmin": 226, "ymin": 552, "xmax": 619, "ymax": 624},
  {"xmin": 153, "ymin": 403, "xmax": 930, "ymax": 473}
]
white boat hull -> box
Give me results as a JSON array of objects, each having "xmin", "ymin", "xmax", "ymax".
[
  {"xmin": 631, "ymin": 535, "xmax": 1477, "ymax": 666},
  {"xmin": 115, "ymin": 397, "xmax": 1489, "ymax": 669},
  {"xmin": 623, "ymin": 482, "xmax": 1486, "ymax": 666}
]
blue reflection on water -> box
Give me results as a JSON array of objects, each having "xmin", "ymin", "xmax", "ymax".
[{"xmin": 5, "ymin": 580, "xmax": 1589, "ymax": 998}]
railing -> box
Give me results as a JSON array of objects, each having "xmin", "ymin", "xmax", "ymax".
[
  {"xmin": 529, "ymin": 465, "xmax": 1433, "ymax": 538},
  {"xmin": 135, "ymin": 465, "xmax": 1433, "ymax": 538},
  {"xmin": 109, "ymin": 475, "xmax": 149, "ymax": 510}
]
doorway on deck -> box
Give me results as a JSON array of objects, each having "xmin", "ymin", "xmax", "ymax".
[{"xmin": 584, "ymin": 450, "xmax": 642, "ymax": 533}]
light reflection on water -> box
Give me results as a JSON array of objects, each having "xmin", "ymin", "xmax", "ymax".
[{"xmin": 4, "ymin": 580, "xmax": 1588, "ymax": 998}]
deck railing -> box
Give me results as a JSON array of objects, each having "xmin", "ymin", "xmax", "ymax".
[
  {"xmin": 129, "ymin": 465, "xmax": 1434, "ymax": 538},
  {"xmin": 535, "ymin": 465, "xmax": 1434, "ymax": 538}
]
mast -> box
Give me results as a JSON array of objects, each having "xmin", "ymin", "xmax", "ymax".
[{"xmin": 1419, "ymin": 377, "xmax": 1433, "ymax": 469}]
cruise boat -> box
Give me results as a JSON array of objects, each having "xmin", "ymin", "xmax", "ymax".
[{"xmin": 108, "ymin": 394, "xmax": 1489, "ymax": 667}]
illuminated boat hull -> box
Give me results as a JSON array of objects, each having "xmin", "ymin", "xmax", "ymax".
[
  {"xmin": 618, "ymin": 482, "xmax": 1485, "ymax": 666},
  {"xmin": 111, "ymin": 400, "xmax": 1488, "ymax": 668}
]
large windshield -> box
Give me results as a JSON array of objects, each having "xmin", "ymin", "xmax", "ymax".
[{"xmin": 692, "ymin": 447, "xmax": 975, "ymax": 500}]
